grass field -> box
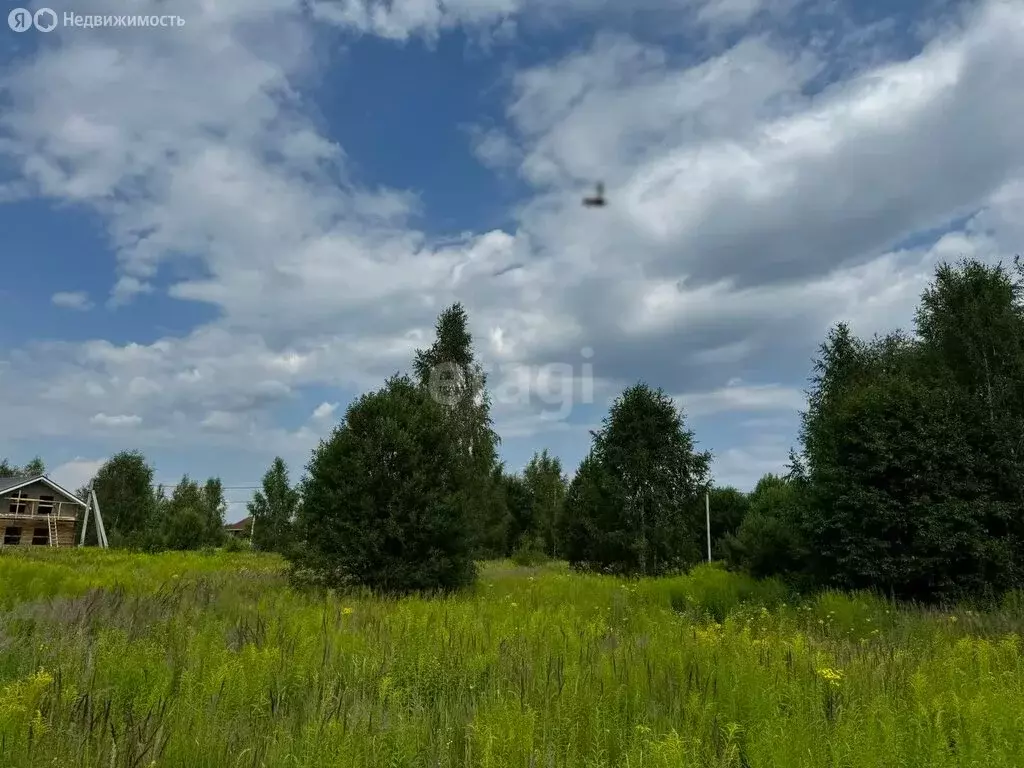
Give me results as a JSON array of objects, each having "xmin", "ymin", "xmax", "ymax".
[{"xmin": 1, "ymin": 550, "xmax": 1023, "ymax": 767}]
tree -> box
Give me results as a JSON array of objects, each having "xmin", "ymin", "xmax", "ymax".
[
  {"xmin": 21, "ymin": 457, "xmax": 45, "ymax": 476},
  {"xmin": 795, "ymin": 259, "xmax": 1024, "ymax": 599},
  {"xmin": 412, "ymin": 302, "xmax": 501, "ymax": 556},
  {"xmin": 503, "ymin": 471, "xmax": 533, "ymax": 554},
  {"xmin": 565, "ymin": 383, "xmax": 712, "ymax": 575},
  {"xmin": 0, "ymin": 457, "xmax": 45, "ymax": 477},
  {"xmin": 703, "ymin": 486, "xmax": 749, "ymax": 560},
  {"xmin": 248, "ymin": 457, "xmax": 299, "ymax": 553},
  {"xmin": 90, "ymin": 451, "xmax": 157, "ymax": 548},
  {"xmin": 720, "ymin": 474, "xmax": 807, "ymax": 579},
  {"xmin": 916, "ymin": 258, "xmax": 1024, "ymax": 510},
  {"xmin": 561, "ymin": 452, "xmax": 624, "ymax": 570},
  {"xmin": 522, "ymin": 449, "xmax": 568, "ymax": 557},
  {"xmin": 475, "ymin": 464, "xmax": 512, "ymax": 558},
  {"xmin": 292, "ymin": 375, "xmax": 476, "ymax": 593},
  {"xmin": 160, "ymin": 476, "xmax": 211, "ymax": 551},
  {"xmin": 202, "ymin": 478, "xmax": 227, "ymax": 546}
]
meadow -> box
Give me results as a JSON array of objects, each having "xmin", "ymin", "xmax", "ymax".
[{"xmin": 1, "ymin": 550, "xmax": 1023, "ymax": 767}]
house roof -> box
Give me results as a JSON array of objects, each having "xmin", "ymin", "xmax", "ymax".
[
  {"xmin": 0, "ymin": 474, "xmax": 87, "ymax": 507},
  {"xmin": 224, "ymin": 516, "xmax": 252, "ymax": 531}
]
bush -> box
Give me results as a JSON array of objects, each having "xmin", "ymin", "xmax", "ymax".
[
  {"xmin": 511, "ymin": 537, "xmax": 549, "ymax": 566},
  {"xmin": 291, "ymin": 375, "xmax": 477, "ymax": 594},
  {"xmin": 641, "ymin": 563, "xmax": 791, "ymax": 622},
  {"xmin": 223, "ymin": 536, "xmax": 249, "ymax": 553}
]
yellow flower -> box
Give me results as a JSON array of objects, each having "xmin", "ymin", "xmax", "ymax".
[
  {"xmin": 816, "ymin": 667, "xmax": 843, "ymax": 687},
  {"xmin": 342, "ymin": 607, "xmax": 354, "ymax": 616}
]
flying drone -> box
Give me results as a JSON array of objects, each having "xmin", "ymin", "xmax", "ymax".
[{"xmin": 582, "ymin": 182, "xmax": 606, "ymax": 207}]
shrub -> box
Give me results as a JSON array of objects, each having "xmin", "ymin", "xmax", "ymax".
[
  {"xmin": 223, "ymin": 536, "xmax": 249, "ymax": 553},
  {"xmin": 511, "ymin": 537, "xmax": 549, "ymax": 566}
]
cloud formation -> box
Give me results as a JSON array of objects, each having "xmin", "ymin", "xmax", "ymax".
[{"xmin": 1, "ymin": 0, "xmax": 1022, "ymax": 489}]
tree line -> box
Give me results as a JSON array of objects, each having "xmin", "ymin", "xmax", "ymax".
[
  {"xmin": 284, "ymin": 256, "xmax": 1024, "ymax": 601},
  {"xmin": 5, "ymin": 257, "xmax": 1021, "ymax": 603}
]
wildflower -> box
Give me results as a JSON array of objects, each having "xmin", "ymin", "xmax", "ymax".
[
  {"xmin": 510, "ymin": 602, "xmax": 518, "ymax": 608},
  {"xmin": 342, "ymin": 607, "xmax": 354, "ymax": 616},
  {"xmin": 816, "ymin": 667, "xmax": 843, "ymax": 687},
  {"xmin": 948, "ymin": 615, "xmax": 958, "ymax": 623}
]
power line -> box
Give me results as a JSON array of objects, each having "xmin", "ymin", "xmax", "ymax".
[{"xmin": 153, "ymin": 483, "xmax": 262, "ymax": 489}]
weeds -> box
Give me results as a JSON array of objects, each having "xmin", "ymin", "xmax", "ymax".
[{"xmin": 0, "ymin": 550, "xmax": 1023, "ymax": 766}]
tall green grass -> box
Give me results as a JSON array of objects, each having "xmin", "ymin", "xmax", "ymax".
[{"xmin": 1, "ymin": 550, "xmax": 1022, "ymax": 766}]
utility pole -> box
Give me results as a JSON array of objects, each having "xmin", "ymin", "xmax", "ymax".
[{"xmin": 705, "ymin": 491, "xmax": 711, "ymax": 563}]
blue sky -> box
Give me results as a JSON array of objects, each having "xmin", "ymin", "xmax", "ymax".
[{"xmin": 2, "ymin": 0, "xmax": 1023, "ymax": 521}]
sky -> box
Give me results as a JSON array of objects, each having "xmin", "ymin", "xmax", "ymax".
[{"xmin": 2, "ymin": 0, "xmax": 1023, "ymax": 522}]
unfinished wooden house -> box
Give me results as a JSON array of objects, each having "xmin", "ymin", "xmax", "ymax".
[{"xmin": 0, "ymin": 474, "xmax": 86, "ymax": 547}]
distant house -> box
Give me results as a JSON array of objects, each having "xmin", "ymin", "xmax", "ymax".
[
  {"xmin": 0, "ymin": 474, "xmax": 87, "ymax": 548},
  {"xmin": 224, "ymin": 516, "xmax": 253, "ymax": 540}
]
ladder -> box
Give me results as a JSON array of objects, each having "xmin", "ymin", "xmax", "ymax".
[{"xmin": 47, "ymin": 513, "xmax": 59, "ymax": 547}]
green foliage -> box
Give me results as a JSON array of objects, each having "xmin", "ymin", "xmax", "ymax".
[
  {"xmin": 412, "ymin": 302, "xmax": 503, "ymax": 557},
  {"xmin": 223, "ymin": 535, "xmax": 249, "ymax": 553},
  {"xmin": 292, "ymin": 375, "xmax": 476, "ymax": 593},
  {"xmin": 0, "ymin": 456, "xmax": 46, "ymax": 478},
  {"xmin": 522, "ymin": 449, "xmax": 568, "ymax": 556},
  {"xmin": 4, "ymin": 551, "xmax": 1024, "ymax": 767},
  {"xmin": 474, "ymin": 464, "xmax": 512, "ymax": 559},
  {"xmin": 502, "ymin": 471, "xmax": 534, "ymax": 553},
  {"xmin": 721, "ymin": 474, "xmax": 808, "ymax": 579},
  {"xmin": 703, "ymin": 485, "xmax": 749, "ymax": 559},
  {"xmin": 149, "ymin": 479, "xmax": 214, "ymax": 548},
  {"xmin": 89, "ymin": 450, "xmax": 157, "ymax": 548},
  {"xmin": 564, "ymin": 383, "xmax": 712, "ymax": 576},
  {"xmin": 510, "ymin": 535, "xmax": 550, "ymax": 566},
  {"xmin": 795, "ymin": 259, "xmax": 1024, "ymax": 601},
  {"xmin": 649, "ymin": 562, "xmax": 792, "ymax": 621},
  {"xmin": 248, "ymin": 456, "xmax": 299, "ymax": 553},
  {"xmin": 156, "ymin": 475, "xmax": 226, "ymax": 551}
]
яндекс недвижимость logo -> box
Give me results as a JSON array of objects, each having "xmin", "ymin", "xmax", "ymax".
[
  {"xmin": 8, "ymin": 8, "xmax": 57, "ymax": 32},
  {"xmin": 8, "ymin": 8, "xmax": 185, "ymax": 31}
]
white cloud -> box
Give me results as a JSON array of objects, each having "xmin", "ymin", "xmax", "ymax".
[
  {"xmin": 467, "ymin": 126, "xmax": 521, "ymax": 171},
  {"xmin": 308, "ymin": 0, "xmax": 782, "ymax": 41},
  {"xmin": 49, "ymin": 458, "xmax": 105, "ymax": 493},
  {"xmin": 677, "ymin": 383, "xmax": 805, "ymax": 418},
  {"xmin": 90, "ymin": 413, "xmax": 143, "ymax": 428},
  {"xmin": 0, "ymin": 0, "xmax": 1022, "ymax": 481},
  {"xmin": 51, "ymin": 291, "xmax": 93, "ymax": 310},
  {"xmin": 311, "ymin": 401, "xmax": 339, "ymax": 420},
  {"xmin": 711, "ymin": 440, "xmax": 791, "ymax": 490},
  {"xmin": 108, "ymin": 277, "xmax": 153, "ymax": 307}
]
